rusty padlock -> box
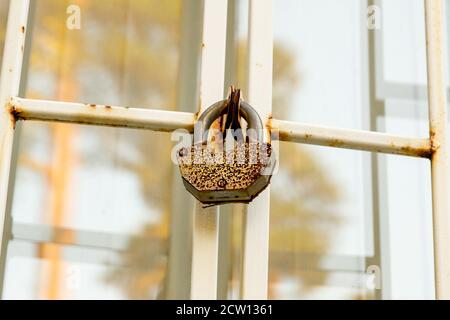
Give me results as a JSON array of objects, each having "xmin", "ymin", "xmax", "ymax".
[{"xmin": 176, "ymin": 90, "xmax": 275, "ymax": 206}]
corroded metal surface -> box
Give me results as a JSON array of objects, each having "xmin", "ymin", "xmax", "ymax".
[{"xmin": 177, "ymin": 142, "xmax": 274, "ymax": 204}]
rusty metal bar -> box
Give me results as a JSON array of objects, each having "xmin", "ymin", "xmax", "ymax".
[
  {"xmin": 9, "ymin": 96, "xmax": 195, "ymax": 132},
  {"xmin": 10, "ymin": 97, "xmax": 432, "ymax": 158},
  {"xmin": 0, "ymin": 0, "xmax": 30, "ymax": 298},
  {"xmin": 272, "ymin": 119, "xmax": 432, "ymax": 158},
  {"xmin": 424, "ymin": 0, "xmax": 450, "ymax": 300}
]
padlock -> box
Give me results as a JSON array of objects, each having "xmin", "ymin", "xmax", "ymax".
[{"xmin": 176, "ymin": 91, "xmax": 275, "ymax": 206}]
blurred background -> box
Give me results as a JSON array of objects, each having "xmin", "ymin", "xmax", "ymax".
[{"xmin": 0, "ymin": 0, "xmax": 442, "ymax": 299}]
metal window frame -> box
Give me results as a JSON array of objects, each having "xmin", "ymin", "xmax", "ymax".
[{"xmin": 0, "ymin": 0, "xmax": 449, "ymax": 299}]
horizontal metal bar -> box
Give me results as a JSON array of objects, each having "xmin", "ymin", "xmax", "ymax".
[
  {"xmin": 379, "ymin": 81, "xmax": 429, "ymax": 101},
  {"xmin": 8, "ymin": 239, "xmax": 125, "ymax": 267},
  {"xmin": 8, "ymin": 240, "xmax": 370, "ymax": 289},
  {"xmin": 8, "ymin": 241, "xmax": 370, "ymax": 291},
  {"xmin": 10, "ymin": 223, "xmax": 366, "ymax": 273},
  {"xmin": 9, "ymin": 97, "xmax": 196, "ymax": 132},
  {"xmin": 271, "ymin": 119, "xmax": 432, "ymax": 158},
  {"xmin": 11, "ymin": 223, "xmax": 165, "ymax": 252},
  {"xmin": 270, "ymin": 251, "xmax": 366, "ymax": 273},
  {"xmin": 9, "ymin": 97, "xmax": 432, "ymax": 158}
]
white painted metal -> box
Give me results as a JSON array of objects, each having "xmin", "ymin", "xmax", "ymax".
[
  {"xmin": 0, "ymin": 0, "xmax": 30, "ymax": 297},
  {"xmin": 10, "ymin": 97, "xmax": 432, "ymax": 158},
  {"xmin": 190, "ymin": 0, "xmax": 228, "ymax": 300},
  {"xmin": 9, "ymin": 97, "xmax": 196, "ymax": 132},
  {"xmin": 239, "ymin": 0, "xmax": 273, "ymax": 300},
  {"xmin": 272, "ymin": 119, "xmax": 432, "ymax": 158},
  {"xmin": 424, "ymin": 0, "xmax": 450, "ymax": 300}
]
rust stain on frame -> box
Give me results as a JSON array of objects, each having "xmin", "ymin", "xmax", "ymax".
[
  {"xmin": 430, "ymin": 127, "xmax": 439, "ymax": 151},
  {"xmin": 395, "ymin": 143, "xmax": 432, "ymax": 158},
  {"xmin": 7, "ymin": 102, "xmax": 23, "ymax": 129}
]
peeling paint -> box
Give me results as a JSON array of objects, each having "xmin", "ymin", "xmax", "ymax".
[
  {"xmin": 277, "ymin": 130, "xmax": 290, "ymax": 141},
  {"xmin": 328, "ymin": 139, "xmax": 345, "ymax": 148},
  {"xmin": 429, "ymin": 128, "xmax": 439, "ymax": 153}
]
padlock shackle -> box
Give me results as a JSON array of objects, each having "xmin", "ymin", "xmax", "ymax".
[{"xmin": 194, "ymin": 99, "xmax": 264, "ymax": 144}]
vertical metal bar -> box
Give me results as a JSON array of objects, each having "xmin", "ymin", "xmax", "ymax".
[
  {"xmin": 424, "ymin": 0, "xmax": 450, "ymax": 300},
  {"xmin": 0, "ymin": 0, "xmax": 30, "ymax": 297},
  {"xmin": 240, "ymin": 0, "xmax": 273, "ymax": 300},
  {"xmin": 190, "ymin": 0, "xmax": 228, "ymax": 300},
  {"xmin": 366, "ymin": 0, "xmax": 390, "ymax": 300},
  {"xmin": 0, "ymin": 0, "xmax": 35, "ymax": 299}
]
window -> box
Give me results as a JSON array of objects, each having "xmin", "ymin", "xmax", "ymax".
[{"xmin": 0, "ymin": 0, "xmax": 448, "ymax": 300}]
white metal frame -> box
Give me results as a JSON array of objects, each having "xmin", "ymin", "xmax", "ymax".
[
  {"xmin": 239, "ymin": 0, "xmax": 272, "ymax": 299},
  {"xmin": 190, "ymin": 0, "xmax": 228, "ymax": 299},
  {"xmin": 425, "ymin": 0, "xmax": 450, "ymax": 299},
  {"xmin": 0, "ymin": 0, "xmax": 30, "ymax": 297},
  {"xmin": 0, "ymin": 0, "xmax": 449, "ymax": 299}
]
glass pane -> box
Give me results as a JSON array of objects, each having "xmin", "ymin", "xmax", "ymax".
[
  {"xmin": 273, "ymin": 0, "xmax": 366, "ymax": 130},
  {"xmin": 381, "ymin": 99, "xmax": 434, "ymax": 299},
  {"xmin": 4, "ymin": 0, "xmax": 200, "ymax": 299},
  {"xmin": 376, "ymin": 1, "xmax": 435, "ymax": 300},
  {"xmin": 26, "ymin": 0, "xmax": 182, "ymax": 108},
  {"xmin": 270, "ymin": 0, "xmax": 372, "ymax": 299},
  {"xmin": 269, "ymin": 143, "xmax": 371, "ymax": 299},
  {"xmin": 382, "ymin": 0, "xmax": 428, "ymax": 85},
  {"xmin": 269, "ymin": 0, "xmax": 435, "ymax": 300},
  {"xmin": 0, "ymin": 0, "xmax": 10, "ymax": 67}
]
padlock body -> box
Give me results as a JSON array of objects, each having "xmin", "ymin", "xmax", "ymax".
[{"xmin": 177, "ymin": 142, "xmax": 274, "ymax": 204}]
